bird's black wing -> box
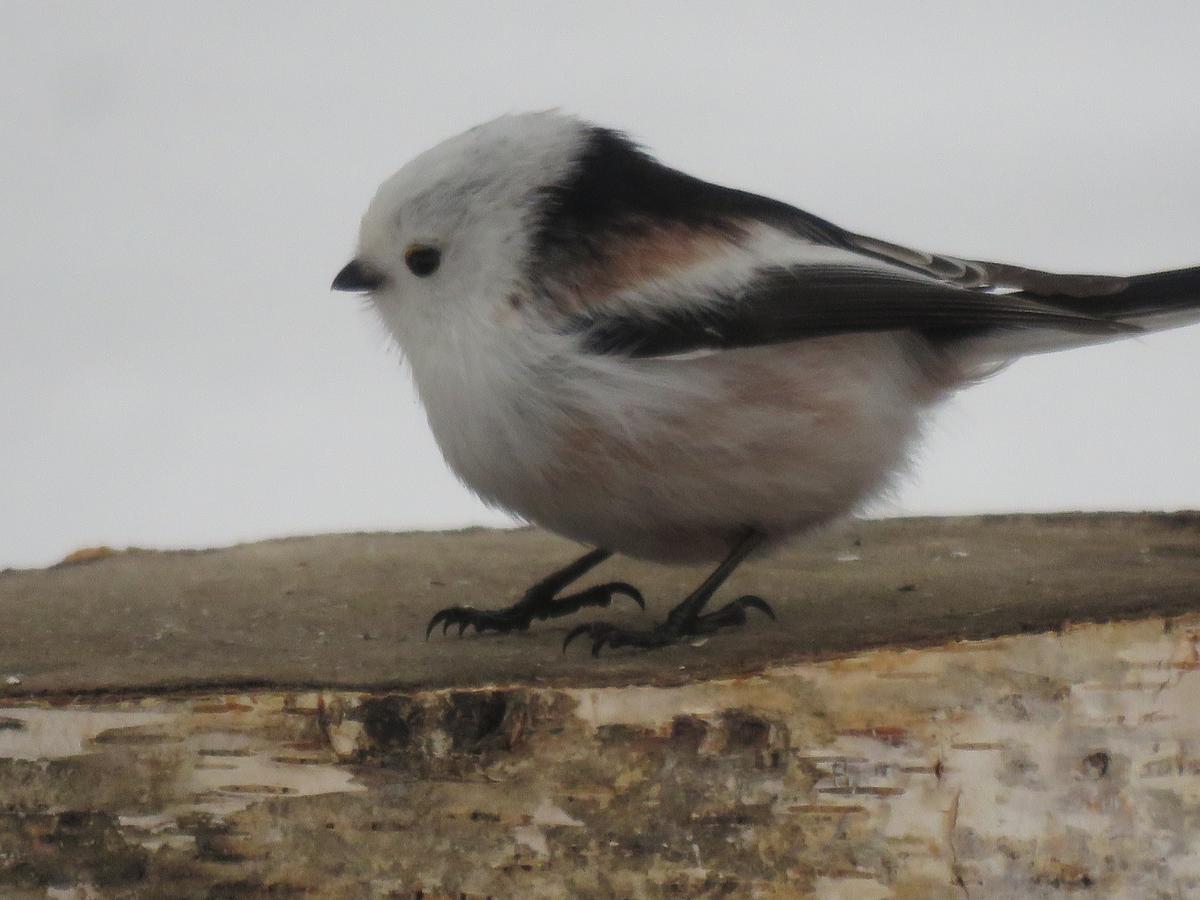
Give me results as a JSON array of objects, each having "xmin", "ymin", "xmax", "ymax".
[
  {"xmin": 571, "ymin": 262, "xmax": 1134, "ymax": 358},
  {"xmin": 535, "ymin": 125, "xmax": 1169, "ymax": 358}
]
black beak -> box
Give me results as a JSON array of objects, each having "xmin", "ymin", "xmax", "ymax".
[{"xmin": 331, "ymin": 258, "xmax": 387, "ymax": 293}]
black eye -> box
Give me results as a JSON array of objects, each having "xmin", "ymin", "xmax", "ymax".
[{"xmin": 404, "ymin": 244, "xmax": 441, "ymax": 277}]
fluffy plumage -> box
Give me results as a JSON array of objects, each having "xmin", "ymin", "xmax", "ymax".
[{"xmin": 336, "ymin": 111, "xmax": 1200, "ymax": 564}]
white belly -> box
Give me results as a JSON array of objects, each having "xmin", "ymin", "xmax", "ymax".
[{"xmin": 408, "ymin": 327, "xmax": 946, "ymax": 564}]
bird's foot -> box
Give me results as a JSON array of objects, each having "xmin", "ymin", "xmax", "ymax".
[
  {"xmin": 562, "ymin": 595, "xmax": 775, "ymax": 656},
  {"xmin": 426, "ymin": 581, "xmax": 644, "ymax": 638}
]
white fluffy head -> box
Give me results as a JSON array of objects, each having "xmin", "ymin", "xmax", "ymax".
[{"xmin": 348, "ymin": 111, "xmax": 587, "ymax": 338}]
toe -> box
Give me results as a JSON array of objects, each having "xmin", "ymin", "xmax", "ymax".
[
  {"xmin": 735, "ymin": 595, "xmax": 777, "ymax": 620},
  {"xmin": 562, "ymin": 623, "xmax": 595, "ymax": 653},
  {"xmin": 610, "ymin": 582, "xmax": 646, "ymax": 611},
  {"xmin": 425, "ymin": 609, "xmax": 451, "ymax": 640}
]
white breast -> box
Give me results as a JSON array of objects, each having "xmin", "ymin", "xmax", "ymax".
[
  {"xmin": 388, "ymin": 297, "xmax": 945, "ymax": 563},
  {"xmin": 382, "ymin": 298, "xmax": 569, "ymax": 516},
  {"xmin": 531, "ymin": 334, "xmax": 942, "ymax": 562}
]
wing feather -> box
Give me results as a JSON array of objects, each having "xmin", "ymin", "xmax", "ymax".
[
  {"xmin": 534, "ymin": 125, "xmax": 1153, "ymax": 358},
  {"xmin": 572, "ymin": 261, "xmax": 1135, "ymax": 358}
]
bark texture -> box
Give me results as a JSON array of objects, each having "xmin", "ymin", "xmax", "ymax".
[{"xmin": 1, "ymin": 514, "xmax": 1199, "ymax": 897}]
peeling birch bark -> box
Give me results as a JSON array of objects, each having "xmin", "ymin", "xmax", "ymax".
[{"xmin": 1, "ymin": 514, "xmax": 1199, "ymax": 898}]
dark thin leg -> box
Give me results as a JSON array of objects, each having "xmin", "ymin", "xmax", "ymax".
[
  {"xmin": 663, "ymin": 530, "xmax": 764, "ymax": 627},
  {"xmin": 426, "ymin": 547, "xmax": 644, "ymax": 638},
  {"xmin": 522, "ymin": 548, "xmax": 613, "ymax": 602},
  {"xmin": 563, "ymin": 529, "xmax": 774, "ymax": 656}
]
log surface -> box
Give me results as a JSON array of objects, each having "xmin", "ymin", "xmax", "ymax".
[
  {"xmin": 2, "ymin": 513, "xmax": 1199, "ymax": 695},
  {"xmin": 2, "ymin": 513, "xmax": 1200, "ymax": 898}
]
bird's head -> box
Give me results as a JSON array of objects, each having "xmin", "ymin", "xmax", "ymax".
[
  {"xmin": 332, "ymin": 111, "xmax": 598, "ymax": 338},
  {"xmin": 333, "ymin": 110, "xmax": 777, "ymax": 366}
]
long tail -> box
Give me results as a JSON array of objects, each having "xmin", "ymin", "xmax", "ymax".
[
  {"xmin": 1055, "ymin": 265, "xmax": 1200, "ymax": 329},
  {"xmin": 955, "ymin": 264, "xmax": 1200, "ymax": 367}
]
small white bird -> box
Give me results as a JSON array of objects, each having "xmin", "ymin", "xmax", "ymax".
[{"xmin": 333, "ymin": 111, "xmax": 1200, "ymax": 654}]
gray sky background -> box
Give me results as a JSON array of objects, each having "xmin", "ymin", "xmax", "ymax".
[{"xmin": 3, "ymin": 1, "xmax": 1199, "ymax": 569}]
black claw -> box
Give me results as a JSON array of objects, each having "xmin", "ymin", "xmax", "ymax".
[
  {"xmin": 548, "ymin": 582, "xmax": 646, "ymax": 619},
  {"xmin": 687, "ymin": 594, "xmax": 778, "ymax": 634},
  {"xmin": 564, "ymin": 532, "xmax": 773, "ymax": 656},
  {"xmin": 426, "ymin": 606, "xmax": 518, "ymax": 640},
  {"xmin": 427, "ymin": 574, "xmax": 770, "ymax": 655},
  {"xmin": 425, "ymin": 610, "xmax": 447, "ymax": 640},
  {"xmin": 562, "ymin": 623, "xmax": 593, "ymax": 654},
  {"xmin": 424, "ymin": 548, "xmax": 622, "ymax": 641},
  {"xmin": 562, "ymin": 621, "xmax": 668, "ymax": 656},
  {"xmin": 735, "ymin": 594, "xmax": 776, "ymax": 620},
  {"xmin": 588, "ymin": 628, "xmax": 623, "ymax": 657},
  {"xmin": 429, "ymin": 579, "xmax": 649, "ymax": 643},
  {"xmin": 562, "ymin": 593, "xmax": 778, "ymax": 657},
  {"xmin": 610, "ymin": 583, "xmax": 645, "ymax": 611},
  {"xmin": 562, "ymin": 622, "xmax": 625, "ymax": 655}
]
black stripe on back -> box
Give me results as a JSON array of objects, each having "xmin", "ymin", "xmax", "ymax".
[{"xmin": 527, "ymin": 128, "xmax": 851, "ymax": 285}]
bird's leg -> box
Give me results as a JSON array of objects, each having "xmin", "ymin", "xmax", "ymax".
[
  {"xmin": 563, "ymin": 530, "xmax": 774, "ymax": 656},
  {"xmin": 426, "ymin": 547, "xmax": 644, "ymax": 638}
]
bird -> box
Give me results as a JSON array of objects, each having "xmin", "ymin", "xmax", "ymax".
[{"xmin": 332, "ymin": 111, "xmax": 1200, "ymax": 655}]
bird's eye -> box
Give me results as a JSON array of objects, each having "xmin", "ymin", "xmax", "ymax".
[{"xmin": 404, "ymin": 244, "xmax": 441, "ymax": 277}]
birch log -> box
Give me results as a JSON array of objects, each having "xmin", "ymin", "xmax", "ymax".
[{"xmin": 1, "ymin": 514, "xmax": 1199, "ymax": 898}]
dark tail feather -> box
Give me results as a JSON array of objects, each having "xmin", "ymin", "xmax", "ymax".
[
  {"xmin": 1051, "ymin": 265, "xmax": 1200, "ymax": 325},
  {"xmin": 953, "ymin": 264, "xmax": 1200, "ymax": 368}
]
